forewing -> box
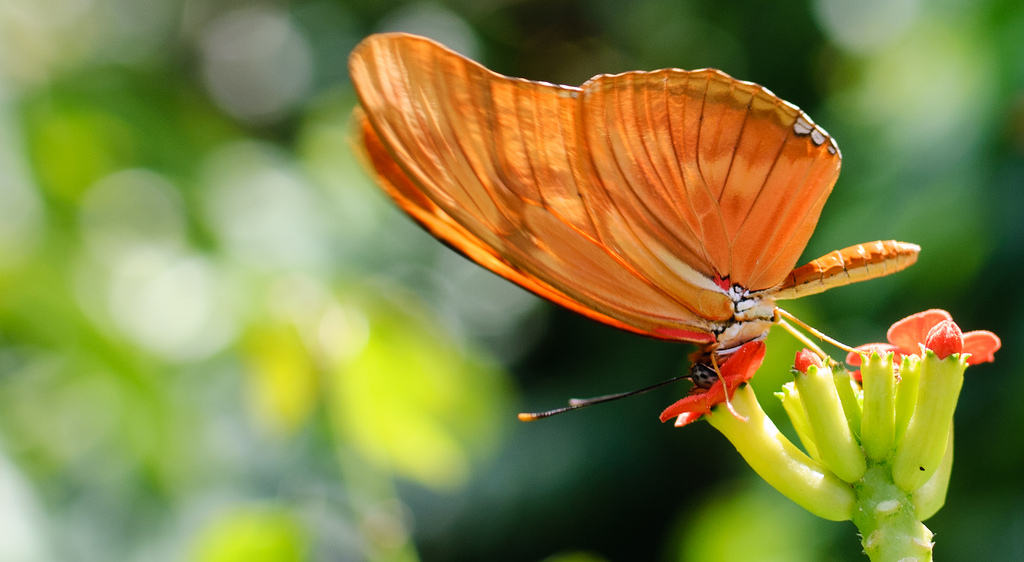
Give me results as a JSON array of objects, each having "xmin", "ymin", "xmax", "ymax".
[
  {"xmin": 350, "ymin": 33, "xmax": 719, "ymax": 343},
  {"xmin": 578, "ymin": 70, "xmax": 842, "ymax": 291}
]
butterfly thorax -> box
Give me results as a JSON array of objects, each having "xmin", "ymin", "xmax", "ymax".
[
  {"xmin": 688, "ymin": 286, "xmax": 776, "ymax": 387},
  {"xmin": 715, "ymin": 287, "xmax": 776, "ymax": 350}
]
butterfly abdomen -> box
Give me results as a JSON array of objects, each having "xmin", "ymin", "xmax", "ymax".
[{"xmin": 771, "ymin": 241, "xmax": 920, "ymax": 301}]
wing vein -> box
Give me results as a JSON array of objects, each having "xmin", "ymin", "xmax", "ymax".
[
  {"xmin": 717, "ymin": 84, "xmax": 755, "ymax": 205},
  {"xmin": 513, "ymin": 86, "xmax": 543, "ymax": 207},
  {"xmin": 430, "ymin": 56, "xmax": 512, "ymax": 228},
  {"xmin": 663, "ymin": 74, "xmax": 714, "ymax": 270},
  {"xmin": 727, "ymin": 97, "xmax": 790, "ymax": 245},
  {"xmin": 582, "ymin": 86, "xmax": 714, "ymax": 313},
  {"xmin": 610, "ymin": 81, "xmax": 698, "ymax": 259},
  {"xmin": 400, "ymin": 45, "xmax": 492, "ymax": 222},
  {"xmin": 750, "ymin": 171, "xmax": 831, "ymax": 286},
  {"xmin": 744, "ymin": 140, "xmax": 820, "ymax": 285},
  {"xmin": 692, "ymin": 74, "xmax": 727, "ymax": 278},
  {"xmin": 380, "ymin": 42, "xmax": 457, "ymax": 213},
  {"xmin": 639, "ymin": 75, "xmax": 705, "ymax": 253},
  {"xmin": 608, "ymin": 81, "xmax": 688, "ymax": 264}
]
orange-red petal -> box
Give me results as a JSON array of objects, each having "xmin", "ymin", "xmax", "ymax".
[
  {"xmin": 674, "ymin": 412, "xmax": 705, "ymax": 427},
  {"xmin": 963, "ymin": 330, "xmax": 1001, "ymax": 364},
  {"xmin": 886, "ymin": 309, "xmax": 952, "ymax": 353},
  {"xmin": 659, "ymin": 341, "xmax": 766, "ymax": 424},
  {"xmin": 851, "ymin": 310, "xmax": 999, "ymax": 369}
]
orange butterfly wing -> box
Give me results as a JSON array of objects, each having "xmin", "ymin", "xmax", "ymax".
[
  {"xmin": 349, "ymin": 33, "xmax": 840, "ymax": 343},
  {"xmin": 577, "ymin": 69, "xmax": 841, "ymax": 292},
  {"xmin": 354, "ymin": 107, "xmax": 677, "ymax": 339}
]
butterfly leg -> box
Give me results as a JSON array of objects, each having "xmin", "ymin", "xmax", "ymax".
[
  {"xmin": 709, "ymin": 352, "xmax": 748, "ymax": 422},
  {"xmin": 773, "ymin": 307, "xmax": 858, "ymax": 358}
]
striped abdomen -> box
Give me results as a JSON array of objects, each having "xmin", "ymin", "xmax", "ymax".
[{"xmin": 771, "ymin": 240, "xmax": 920, "ymax": 301}]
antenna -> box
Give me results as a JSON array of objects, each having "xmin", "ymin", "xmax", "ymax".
[{"xmin": 517, "ymin": 374, "xmax": 690, "ymax": 422}]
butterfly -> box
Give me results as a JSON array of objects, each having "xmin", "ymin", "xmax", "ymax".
[{"xmin": 348, "ymin": 32, "xmax": 918, "ymax": 387}]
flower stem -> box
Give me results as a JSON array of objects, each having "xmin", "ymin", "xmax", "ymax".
[
  {"xmin": 853, "ymin": 463, "xmax": 934, "ymax": 562},
  {"xmin": 707, "ymin": 384, "xmax": 855, "ymax": 521}
]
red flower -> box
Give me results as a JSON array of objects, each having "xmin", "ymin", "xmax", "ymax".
[
  {"xmin": 846, "ymin": 309, "xmax": 1000, "ymax": 367},
  {"xmin": 925, "ymin": 320, "xmax": 962, "ymax": 360},
  {"xmin": 660, "ymin": 341, "xmax": 766, "ymax": 427},
  {"xmin": 794, "ymin": 348, "xmax": 823, "ymax": 374}
]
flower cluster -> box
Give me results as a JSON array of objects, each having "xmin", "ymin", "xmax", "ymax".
[{"xmin": 662, "ymin": 310, "xmax": 1000, "ymax": 562}]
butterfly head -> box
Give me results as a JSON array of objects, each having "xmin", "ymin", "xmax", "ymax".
[{"xmin": 688, "ymin": 362, "xmax": 719, "ymax": 388}]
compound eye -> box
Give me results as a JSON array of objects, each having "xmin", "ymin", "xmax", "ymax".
[{"xmin": 689, "ymin": 363, "xmax": 718, "ymax": 389}]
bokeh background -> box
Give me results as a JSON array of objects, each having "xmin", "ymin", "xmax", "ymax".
[{"xmin": 0, "ymin": 0, "xmax": 1021, "ymax": 560}]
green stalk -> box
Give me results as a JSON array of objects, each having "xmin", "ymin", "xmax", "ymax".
[
  {"xmin": 853, "ymin": 463, "xmax": 934, "ymax": 562},
  {"xmin": 708, "ymin": 384, "xmax": 854, "ymax": 521}
]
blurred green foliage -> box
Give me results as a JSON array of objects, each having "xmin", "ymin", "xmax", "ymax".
[
  {"xmin": 192, "ymin": 507, "xmax": 307, "ymax": 562},
  {"xmin": 328, "ymin": 294, "xmax": 511, "ymax": 489},
  {"xmin": 0, "ymin": 0, "xmax": 1021, "ymax": 561},
  {"xmin": 676, "ymin": 480, "xmax": 837, "ymax": 562}
]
